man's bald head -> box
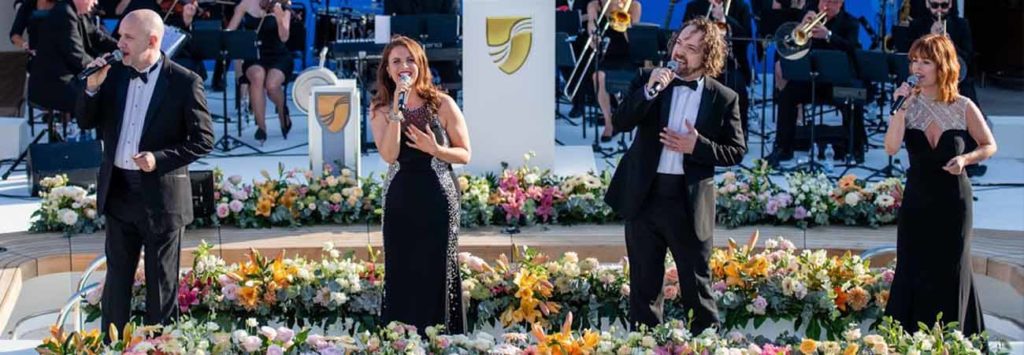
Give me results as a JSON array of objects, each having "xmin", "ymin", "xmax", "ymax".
[
  {"xmin": 122, "ymin": 9, "xmax": 165, "ymax": 45},
  {"xmin": 117, "ymin": 9, "xmax": 164, "ymax": 69}
]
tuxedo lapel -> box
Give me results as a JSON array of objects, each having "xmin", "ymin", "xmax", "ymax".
[
  {"xmin": 110, "ymin": 68, "xmax": 130, "ymax": 150},
  {"xmin": 140, "ymin": 57, "xmax": 171, "ymax": 139},
  {"xmin": 694, "ymin": 81, "xmax": 716, "ymax": 133},
  {"xmin": 658, "ymin": 87, "xmax": 672, "ymax": 128}
]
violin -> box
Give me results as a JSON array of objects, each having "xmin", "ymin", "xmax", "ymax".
[
  {"xmin": 158, "ymin": 0, "xmax": 210, "ymax": 20},
  {"xmin": 158, "ymin": 0, "xmax": 234, "ymax": 21}
]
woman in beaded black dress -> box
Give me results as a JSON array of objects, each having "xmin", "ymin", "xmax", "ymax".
[
  {"xmin": 882, "ymin": 34, "xmax": 997, "ymax": 336},
  {"xmin": 370, "ymin": 35, "xmax": 472, "ymax": 334}
]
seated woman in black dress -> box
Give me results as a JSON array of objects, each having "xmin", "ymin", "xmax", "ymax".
[
  {"xmin": 882, "ymin": 34, "xmax": 997, "ymax": 336},
  {"xmin": 10, "ymin": 0, "xmax": 57, "ymax": 54},
  {"xmin": 587, "ymin": 0, "xmax": 641, "ymax": 142},
  {"xmin": 227, "ymin": 0, "xmax": 293, "ymax": 144},
  {"xmin": 370, "ymin": 35, "xmax": 472, "ymax": 334}
]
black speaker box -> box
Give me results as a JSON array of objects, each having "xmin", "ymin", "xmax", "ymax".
[
  {"xmin": 189, "ymin": 170, "xmax": 215, "ymax": 219},
  {"xmin": 27, "ymin": 141, "xmax": 102, "ymax": 197}
]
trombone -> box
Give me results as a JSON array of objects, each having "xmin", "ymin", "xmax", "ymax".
[
  {"xmin": 562, "ymin": 0, "xmax": 634, "ymax": 101},
  {"xmin": 774, "ymin": 8, "xmax": 829, "ymax": 60}
]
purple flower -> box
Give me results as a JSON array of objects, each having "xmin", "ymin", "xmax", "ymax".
[
  {"xmin": 712, "ymin": 280, "xmax": 727, "ymax": 293},
  {"xmin": 275, "ymin": 327, "xmax": 295, "ymax": 343},
  {"xmin": 216, "ymin": 203, "xmax": 230, "ymax": 218},
  {"xmin": 748, "ymin": 295, "xmax": 768, "ymax": 315},
  {"xmin": 266, "ymin": 345, "xmax": 284, "ymax": 355},
  {"xmin": 793, "ymin": 206, "xmax": 808, "ymax": 220},
  {"xmin": 882, "ymin": 269, "xmax": 895, "ymax": 284},
  {"xmin": 765, "ymin": 199, "xmax": 780, "ymax": 216}
]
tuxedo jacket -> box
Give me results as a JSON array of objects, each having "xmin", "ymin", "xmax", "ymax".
[
  {"xmin": 29, "ymin": 0, "xmax": 117, "ymax": 111},
  {"xmin": 76, "ymin": 56, "xmax": 215, "ymax": 233},
  {"xmin": 604, "ymin": 69, "xmax": 746, "ymax": 242}
]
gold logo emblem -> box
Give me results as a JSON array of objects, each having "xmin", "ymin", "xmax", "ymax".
[
  {"xmin": 487, "ymin": 16, "xmax": 533, "ymax": 75},
  {"xmin": 316, "ymin": 92, "xmax": 350, "ymax": 133}
]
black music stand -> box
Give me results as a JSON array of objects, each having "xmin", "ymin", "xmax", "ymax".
[
  {"xmin": 555, "ymin": 31, "xmax": 580, "ymax": 131},
  {"xmin": 194, "ymin": 30, "xmax": 263, "ymax": 153},
  {"xmin": 865, "ymin": 53, "xmax": 911, "ymax": 180},
  {"xmin": 778, "ymin": 52, "xmax": 827, "ymax": 172},
  {"xmin": 856, "ymin": 50, "xmax": 890, "ymax": 133}
]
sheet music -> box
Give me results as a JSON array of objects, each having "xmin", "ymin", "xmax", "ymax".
[{"xmin": 162, "ymin": 26, "xmax": 189, "ymax": 57}]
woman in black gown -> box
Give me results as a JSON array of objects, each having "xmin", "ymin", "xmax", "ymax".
[
  {"xmin": 370, "ymin": 35, "xmax": 472, "ymax": 334},
  {"xmin": 227, "ymin": 0, "xmax": 294, "ymax": 144},
  {"xmin": 883, "ymin": 34, "xmax": 997, "ymax": 335},
  {"xmin": 587, "ymin": 0, "xmax": 641, "ymax": 141}
]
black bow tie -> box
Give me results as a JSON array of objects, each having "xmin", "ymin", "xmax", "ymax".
[
  {"xmin": 129, "ymin": 64, "xmax": 158, "ymax": 83},
  {"xmin": 673, "ymin": 79, "xmax": 699, "ymax": 91}
]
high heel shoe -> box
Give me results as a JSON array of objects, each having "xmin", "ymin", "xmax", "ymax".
[
  {"xmin": 279, "ymin": 105, "xmax": 292, "ymax": 139},
  {"xmin": 255, "ymin": 127, "xmax": 267, "ymax": 145}
]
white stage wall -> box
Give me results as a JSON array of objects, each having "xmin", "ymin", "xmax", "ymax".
[{"xmin": 463, "ymin": 0, "xmax": 555, "ymax": 173}]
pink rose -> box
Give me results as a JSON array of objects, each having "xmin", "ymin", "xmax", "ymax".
[
  {"xmin": 216, "ymin": 203, "xmax": 230, "ymax": 218},
  {"xmin": 266, "ymin": 345, "xmax": 284, "ymax": 355},
  {"xmin": 241, "ymin": 335, "xmax": 262, "ymax": 352},
  {"xmin": 664, "ymin": 267, "xmax": 679, "ymax": 283},
  {"xmin": 663, "ymin": 285, "xmax": 679, "ymax": 300}
]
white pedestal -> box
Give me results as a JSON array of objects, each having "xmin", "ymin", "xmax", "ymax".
[{"xmin": 0, "ymin": 117, "xmax": 30, "ymax": 161}]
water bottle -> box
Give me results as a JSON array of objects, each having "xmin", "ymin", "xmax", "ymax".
[{"xmin": 823, "ymin": 144, "xmax": 835, "ymax": 173}]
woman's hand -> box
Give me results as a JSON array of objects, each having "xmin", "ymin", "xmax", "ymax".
[
  {"xmin": 272, "ymin": 3, "xmax": 286, "ymax": 17},
  {"xmin": 942, "ymin": 155, "xmax": 967, "ymax": 175},
  {"xmin": 405, "ymin": 124, "xmax": 441, "ymax": 156}
]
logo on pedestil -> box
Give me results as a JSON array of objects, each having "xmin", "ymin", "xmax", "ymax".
[{"xmin": 487, "ymin": 16, "xmax": 533, "ymax": 75}]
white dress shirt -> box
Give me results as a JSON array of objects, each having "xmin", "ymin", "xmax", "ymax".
[
  {"xmin": 114, "ymin": 59, "xmax": 162, "ymax": 170},
  {"xmin": 648, "ymin": 77, "xmax": 704, "ymax": 175}
]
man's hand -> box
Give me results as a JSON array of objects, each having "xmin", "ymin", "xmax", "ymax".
[
  {"xmin": 811, "ymin": 24, "xmax": 829, "ymax": 39},
  {"xmin": 84, "ymin": 56, "xmax": 112, "ymax": 93},
  {"xmin": 133, "ymin": 152, "xmax": 156, "ymax": 172},
  {"xmin": 711, "ymin": 1, "xmax": 726, "ymax": 22},
  {"xmin": 646, "ymin": 67, "xmax": 675, "ymax": 96},
  {"xmin": 659, "ymin": 120, "xmax": 699, "ymax": 154}
]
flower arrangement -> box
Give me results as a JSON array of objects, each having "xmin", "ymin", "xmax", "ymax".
[
  {"xmin": 37, "ymin": 316, "xmax": 1005, "ymax": 354},
  {"xmin": 32, "ymin": 160, "xmax": 905, "ymax": 236},
  {"xmin": 714, "ymin": 163, "xmax": 906, "ymax": 229},
  {"xmin": 82, "ymin": 235, "xmax": 895, "ymax": 339},
  {"xmin": 29, "ymin": 174, "xmax": 104, "ymax": 236}
]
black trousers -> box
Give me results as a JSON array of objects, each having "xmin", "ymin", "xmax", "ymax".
[
  {"xmin": 101, "ymin": 168, "xmax": 182, "ymax": 335},
  {"xmin": 625, "ymin": 174, "xmax": 719, "ymax": 333},
  {"xmin": 775, "ymin": 81, "xmax": 866, "ymax": 157}
]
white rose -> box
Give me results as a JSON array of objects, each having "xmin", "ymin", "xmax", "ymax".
[
  {"xmin": 641, "ymin": 336, "xmax": 657, "ymax": 348},
  {"xmin": 59, "ymin": 209, "xmax": 78, "ymax": 226},
  {"xmin": 246, "ymin": 318, "xmax": 258, "ymax": 328},
  {"xmin": 524, "ymin": 173, "xmax": 539, "ymax": 185},
  {"xmin": 844, "ymin": 192, "xmax": 861, "ymax": 206}
]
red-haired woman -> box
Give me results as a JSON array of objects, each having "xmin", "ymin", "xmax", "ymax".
[
  {"xmin": 883, "ymin": 34, "xmax": 997, "ymax": 336},
  {"xmin": 370, "ymin": 35, "xmax": 471, "ymax": 334}
]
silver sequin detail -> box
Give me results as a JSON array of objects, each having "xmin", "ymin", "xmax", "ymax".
[
  {"xmin": 380, "ymin": 161, "xmax": 400, "ymax": 317},
  {"xmin": 430, "ymin": 114, "xmax": 465, "ymax": 333},
  {"xmin": 906, "ymin": 95, "xmax": 969, "ymax": 133}
]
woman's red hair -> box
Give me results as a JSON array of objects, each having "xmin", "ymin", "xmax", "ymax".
[
  {"xmin": 371, "ymin": 36, "xmax": 443, "ymax": 113},
  {"xmin": 909, "ymin": 34, "xmax": 960, "ymax": 104}
]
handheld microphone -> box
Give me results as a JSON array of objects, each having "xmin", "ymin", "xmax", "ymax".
[
  {"xmin": 397, "ymin": 73, "xmax": 412, "ymax": 111},
  {"xmin": 77, "ymin": 50, "xmax": 123, "ymax": 81},
  {"xmin": 890, "ymin": 75, "xmax": 919, "ymax": 115},
  {"xmin": 647, "ymin": 61, "xmax": 679, "ymax": 97}
]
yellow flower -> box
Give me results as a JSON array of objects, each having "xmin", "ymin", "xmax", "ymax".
[
  {"xmin": 238, "ymin": 286, "xmax": 259, "ymax": 309},
  {"xmin": 847, "ymin": 286, "xmax": 870, "ymax": 311},
  {"xmin": 839, "ymin": 174, "xmax": 858, "ymax": 189},
  {"xmin": 724, "ymin": 262, "xmax": 745, "ymax": 288},
  {"xmin": 256, "ymin": 198, "xmax": 274, "ymax": 217},
  {"xmin": 747, "ymin": 255, "xmax": 770, "ymax": 278},
  {"xmin": 875, "ymin": 290, "xmax": 890, "ymax": 308},
  {"xmin": 800, "ymin": 339, "xmax": 818, "ymax": 354}
]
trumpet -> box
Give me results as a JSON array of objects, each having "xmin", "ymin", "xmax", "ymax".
[
  {"xmin": 562, "ymin": 0, "xmax": 634, "ymax": 100},
  {"xmin": 774, "ymin": 9, "xmax": 829, "ymax": 60}
]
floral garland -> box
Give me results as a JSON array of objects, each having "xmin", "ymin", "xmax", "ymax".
[
  {"xmin": 83, "ymin": 233, "xmax": 894, "ymax": 340},
  {"xmin": 37, "ymin": 315, "xmax": 1003, "ymax": 354},
  {"xmin": 30, "ymin": 159, "xmax": 903, "ymax": 235}
]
